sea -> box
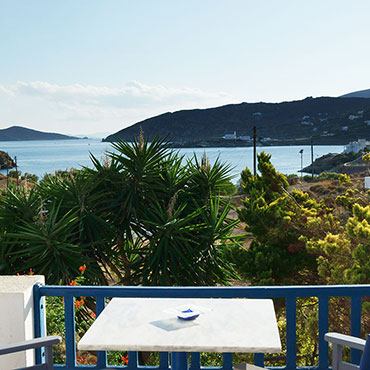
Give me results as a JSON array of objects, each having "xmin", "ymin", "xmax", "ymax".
[{"xmin": 0, "ymin": 139, "xmax": 344, "ymax": 183}]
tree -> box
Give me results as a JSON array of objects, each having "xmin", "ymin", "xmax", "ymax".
[
  {"xmin": 231, "ymin": 152, "xmax": 337, "ymax": 285},
  {"xmin": 0, "ymin": 136, "xmax": 238, "ymax": 286}
]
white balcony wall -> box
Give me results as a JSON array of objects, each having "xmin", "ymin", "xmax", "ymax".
[{"xmin": 0, "ymin": 275, "xmax": 45, "ymax": 370}]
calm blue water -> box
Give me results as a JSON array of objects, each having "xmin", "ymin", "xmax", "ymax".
[{"xmin": 0, "ymin": 139, "xmax": 344, "ymax": 182}]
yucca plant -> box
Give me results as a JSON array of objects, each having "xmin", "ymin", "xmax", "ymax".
[
  {"xmin": 0, "ymin": 184, "xmax": 42, "ymax": 274},
  {"xmin": 88, "ymin": 136, "xmax": 238, "ymax": 286},
  {"xmin": 0, "ymin": 135, "xmax": 239, "ymax": 287}
]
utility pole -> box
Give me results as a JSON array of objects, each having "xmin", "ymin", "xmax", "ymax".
[
  {"xmin": 299, "ymin": 149, "xmax": 304, "ymax": 179},
  {"xmin": 6, "ymin": 152, "xmax": 9, "ymax": 188},
  {"xmin": 253, "ymin": 126, "xmax": 257, "ymax": 175},
  {"xmin": 15, "ymin": 156, "xmax": 19, "ymax": 189},
  {"xmin": 311, "ymin": 138, "xmax": 314, "ymax": 179}
]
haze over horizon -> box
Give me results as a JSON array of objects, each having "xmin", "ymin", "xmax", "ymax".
[{"xmin": 1, "ymin": 0, "xmax": 370, "ymax": 136}]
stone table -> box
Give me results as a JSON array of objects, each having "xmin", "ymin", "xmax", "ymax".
[{"xmin": 78, "ymin": 297, "xmax": 281, "ymax": 370}]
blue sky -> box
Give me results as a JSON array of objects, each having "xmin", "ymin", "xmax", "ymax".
[{"xmin": 1, "ymin": 0, "xmax": 370, "ymax": 135}]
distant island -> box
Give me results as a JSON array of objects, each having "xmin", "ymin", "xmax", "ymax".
[
  {"xmin": 0, "ymin": 126, "xmax": 79, "ymax": 141},
  {"xmin": 103, "ymin": 95, "xmax": 370, "ymax": 146}
]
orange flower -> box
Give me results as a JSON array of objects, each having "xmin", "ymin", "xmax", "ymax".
[
  {"xmin": 69, "ymin": 280, "xmax": 78, "ymax": 286},
  {"xmin": 28, "ymin": 268, "xmax": 34, "ymax": 275},
  {"xmin": 121, "ymin": 355, "xmax": 128, "ymax": 364},
  {"xmin": 90, "ymin": 312, "xmax": 96, "ymax": 319},
  {"xmin": 76, "ymin": 355, "xmax": 87, "ymax": 364},
  {"xmin": 75, "ymin": 300, "xmax": 81, "ymax": 309},
  {"xmin": 79, "ymin": 265, "xmax": 86, "ymax": 273}
]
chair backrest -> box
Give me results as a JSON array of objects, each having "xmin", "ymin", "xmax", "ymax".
[
  {"xmin": 360, "ymin": 334, "xmax": 370, "ymax": 370},
  {"xmin": 0, "ymin": 335, "xmax": 61, "ymax": 370}
]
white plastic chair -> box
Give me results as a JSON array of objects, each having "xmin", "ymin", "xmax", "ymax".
[
  {"xmin": 0, "ymin": 335, "xmax": 61, "ymax": 370},
  {"xmin": 325, "ymin": 332, "xmax": 370, "ymax": 370}
]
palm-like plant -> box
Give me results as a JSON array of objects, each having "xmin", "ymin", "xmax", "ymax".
[
  {"xmin": 0, "ymin": 185, "xmax": 42, "ymax": 274},
  {"xmin": 0, "ymin": 135, "xmax": 238, "ymax": 287}
]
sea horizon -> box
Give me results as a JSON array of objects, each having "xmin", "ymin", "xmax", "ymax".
[{"xmin": 0, "ymin": 139, "xmax": 345, "ymax": 183}]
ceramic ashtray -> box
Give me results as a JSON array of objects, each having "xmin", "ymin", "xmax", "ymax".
[{"xmin": 177, "ymin": 308, "xmax": 200, "ymax": 320}]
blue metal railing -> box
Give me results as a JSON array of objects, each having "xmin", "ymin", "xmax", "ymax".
[{"xmin": 33, "ymin": 284, "xmax": 370, "ymax": 370}]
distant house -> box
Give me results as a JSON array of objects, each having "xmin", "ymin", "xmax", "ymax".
[
  {"xmin": 223, "ymin": 131, "xmax": 237, "ymax": 140},
  {"xmin": 365, "ymin": 120, "xmax": 370, "ymax": 126},
  {"xmin": 239, "ymin": 135, "xmax": 251, "ymax": 141},
  {"xmin": 261, "ymin": 137, "xmax": 271, "ymax": 142},
  {"xmin": 341, "ymin": 126, "xmax": 349, "ymax": 131},
  {"xmin": 348, "ymin": 115, "xmax": 359, "ymax": 120},
  {"xmin": 344, "ymin": 139, "xmax": 370, "ymax": 153},
  {"xmin": 302, "ymin": 115, "xmax": 310, "ymax": 120},
  {"xmin": 302, "ymin": 121, "xmax": 313, "ymax": 125},
  {"xmin": 253, "ymin": 112, "xmax": 262, "ymax": 116}
]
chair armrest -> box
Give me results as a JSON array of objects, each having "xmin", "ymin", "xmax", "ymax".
[
  {"xmin": 325, "ymin": 332, "xmax": 366, "ymax": 351},
  {"xmin": 0, "ymin": 335, "xmax": 61, "ymax": 356}
]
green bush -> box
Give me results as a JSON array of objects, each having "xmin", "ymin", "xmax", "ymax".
[
  {"xmin": 0, "ymin": 136, "xmax": 238, "ymax": 287},
  {"xmin": 231, "ymin": 152, "xmax": 338, "ymax": 285}
]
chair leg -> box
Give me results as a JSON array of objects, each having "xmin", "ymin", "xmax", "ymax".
[
  {"xmin": 44, "ymin": 345, "xmax": 54, "ymax": 370},
  {"xmin": 332, "ymin": 343, "xmax": 342, "ymax": 370}
]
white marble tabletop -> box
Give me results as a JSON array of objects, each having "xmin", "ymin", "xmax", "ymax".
[{"xmin": 78, "ymin": 298, "xmax": 281, "ymax": 353}]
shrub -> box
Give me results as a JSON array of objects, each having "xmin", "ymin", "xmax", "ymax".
[{"xmin": 0, "ymin": 137, "xmax": 238, "ymax": 287}]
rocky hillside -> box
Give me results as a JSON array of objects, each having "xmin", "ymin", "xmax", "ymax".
[
  {"xmin": 0, "ymin": 151, "xmax": 15, "ymax": 169},
  {"xmin": 104, "ymin": 96, "xmax": 370, "ymax": 145},
  {"xmin": 0, "ymin": 126, "xmax": 78, "ymax": 141}
]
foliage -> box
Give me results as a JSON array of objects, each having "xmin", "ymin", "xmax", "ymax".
[
  {"xmin": 230, "ymin": 152, "xmax": 337, "ymax": 285},
  {"xmin": 7, "ymin": 169, "xmax": 40, "ymax": 184},
  {"xmin": 303, "ymin": 172, "xmax": 340, "ymax": 182},
  {"xmin": 0, "ymin": 136, "xmax": 237, "ymax": 286},
  {"xmin": 363, "ymin": 153, "xmax": 370, "ymax": 175},
  {"xmin": 8, "ymin": 170, "xmax": 21, "ymax": 179},
  {"xmin": 362, "ymin": 153, "xmax": 370, "ymax": 163},
  {"xmin": 307, "ymin": 203, "xmax": 370, "ymax": 285},
  {"xmin": 84, "ymin": 138, "xmax": 238, "ymax": 286},
  {"xmin": 338, "ymin": 174, "xmax": 352, "ymax": 186}
]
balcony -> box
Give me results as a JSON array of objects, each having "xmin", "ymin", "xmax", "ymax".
[{"xmin": 31, "ymin": 284, "xmax": 370, "ymax": 370}]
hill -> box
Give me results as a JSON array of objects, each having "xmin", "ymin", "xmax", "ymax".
[
  {"xmin": 341, "ymin": 88, "xmax": 370, "ymax": 98},
  {"xmin": 0, "ymin": 126, "xmax": 78, "ymax": 141},
  {"xmin": 103, "ymin": 96, "xmax": 370, "ymax": 145}
]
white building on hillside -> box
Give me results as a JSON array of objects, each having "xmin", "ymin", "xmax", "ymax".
[
  {"xmin": 344, "ymin": 139, "xmax": 370, "ymax": 153},
  {"xmin": 223, "ymin": 131, "xmax": 237, "ymax": 140},
  {"xmin": 239, "ymin": 135, "xmax": 251, "ymax": 141}
]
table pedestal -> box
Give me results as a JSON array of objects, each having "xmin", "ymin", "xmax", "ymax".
[{"xmin": 171, "ymin": 352, "xmax": 189, "ymax": 370}]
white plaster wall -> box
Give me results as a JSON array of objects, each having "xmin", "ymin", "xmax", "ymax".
[
  {"xmin": 365, "ymin": 177, "xmax": 370, "ymax": 189},
  {"xmin": 0, "ymin": 275, "xmax": 45, "ymax": 370}
]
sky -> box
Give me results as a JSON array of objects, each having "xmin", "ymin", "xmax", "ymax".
[{"xmin": 1, "ymin": 0, "xmax": 370, "ymax": 136}]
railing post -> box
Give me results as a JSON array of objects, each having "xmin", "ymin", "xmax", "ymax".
[
  {"xmin": 189, "ymin": 352, "xmax": 200, "ymax": 370},
  {"xmin": 33, "ymin": 282, "xmax": 46, "ymax": 365},
  {"xmin": 222, "ymin": 353, "xmax": 233, "ymax": 370},
  {"xmin": 159, "ymin": 352, "xmax": 170, "ymax": 370},
  {"xmin": 96, "ymin": 296, "xmax": 107, "ymax": 368},
  {"xmin": 318, "ymin": 296, "xmax": 329, "ymax": 370},
  {"xmin": 64, "ymin": 296, "xmax": 76, "ymax": 368},
  {"xmin": 286, "ymin": 296, "xmax": 297, "ymax": 370},
  {"xmin": 127, "ymin": 351, "xmax": 138, "ymax": 369},
  {"xmin": 351, "ymin": 295, "xmax": 362, "ymax": 365},
  {"xmin": 254, "ymin": 353, "xmax": 264, "ymax": 367}
]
